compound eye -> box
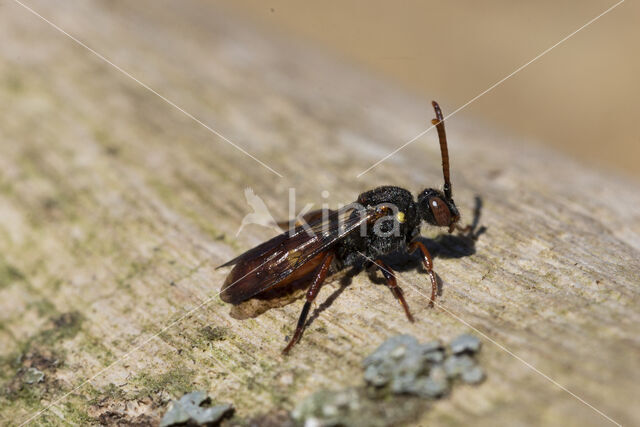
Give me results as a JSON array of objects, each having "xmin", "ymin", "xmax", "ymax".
[{"xmin": 429, "ymin": 197, "xmax": 451, "ymax": 227}]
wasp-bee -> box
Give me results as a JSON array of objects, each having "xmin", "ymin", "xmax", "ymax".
[{"xmin": 218, "ymin": 101, "xmax": 465, "ymax": 353}]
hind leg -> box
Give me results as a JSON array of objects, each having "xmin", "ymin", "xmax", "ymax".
[{"xmin": 282, "ymin": 251, "xmax": 335, "ymax": 354}]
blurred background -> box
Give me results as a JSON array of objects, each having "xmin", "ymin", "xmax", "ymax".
[{"xmin": 220, "ymin": 0, "xmax": 639, "ymax": 180}]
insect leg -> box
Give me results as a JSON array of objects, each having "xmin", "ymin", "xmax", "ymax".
[
  {"xmin": 282, "ymin": 251, "xmax": 335, "ymax": 354},
  {"xmin": 373, "ymin": 259, "xmax": 414, "ymax": 322},
  {"xmin": 455, "ymin": 224, "xmax": 472, "ymax": 234},
  {"xmin": 408, "ymin": 241, "xmax": 438, "ymax": 307}
]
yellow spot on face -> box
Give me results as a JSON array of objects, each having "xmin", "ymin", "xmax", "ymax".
[{"xmin": 397, "ymin": 212, "xmax": 405, "ymax": 223}]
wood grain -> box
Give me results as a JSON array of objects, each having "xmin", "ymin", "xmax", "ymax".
[{"xmin": 0, "ymin": 1, "xmax": 638, "ymax": 425}]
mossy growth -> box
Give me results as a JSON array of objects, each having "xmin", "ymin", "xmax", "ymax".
[
  {"xmin": 0, "ymin": 259, "xmax": 25, "ymax": 290},
  {"xmin": 100, "ymin": 382, "xmax": 127, "ymax": 401},
  {"xmin": 15, "ymin": 311, "xmax": 82, "ymax": 358},
  {"xmin": 27, "ymin": 299, "xmax": 57, "ymax": 318},
  {"xmin": 46, "ymin": 312, "xmax": 84, "ymax": 345},
  {"xmin": 60, "ymin": 393, "xmax": 93, "ymax": 425},
  {"xmin": 0, "ymin": 311, "xmax": 84, "ymax": 393},
  {"xmin": 199, "ymin": 325, "xmax": 229, "ymax": 342},
  {"xmin": 130, "ymin": 366, "xmax": 196, "ymax": 399},
  {"xmin": 0, "ymin": 347, "xmax": 73, "ymax": 421},
  {"xmin": 32, "ymin": 395, "xmax": 92, "ymax": 427}
]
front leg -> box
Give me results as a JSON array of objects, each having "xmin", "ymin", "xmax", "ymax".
[{"xmin": 408, "ymin": 241, "xmax": 438, "ymax": 307}]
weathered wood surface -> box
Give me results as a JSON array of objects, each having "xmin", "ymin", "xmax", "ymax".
[{"xmin": 1, "ymin": 1, "xmax": 639, "ymax": 425}]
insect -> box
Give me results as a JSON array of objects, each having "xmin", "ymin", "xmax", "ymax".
[{"xmin": 218, "ymin": 101, "xmax": 466, "ymax": 353}]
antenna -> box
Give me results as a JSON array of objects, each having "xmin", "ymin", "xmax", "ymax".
[{"xmin": 431, "ymin": 101, "xmax": 452, "ymax": 199}]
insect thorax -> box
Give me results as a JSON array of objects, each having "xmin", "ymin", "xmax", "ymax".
[{"xmin": 337, "ymin": 186, "xmax": 420, "ymax": 263}]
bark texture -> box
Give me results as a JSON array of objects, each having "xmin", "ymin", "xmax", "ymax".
[{"xmin": 0, "ymin": 1, "xmax": 638, "ymax": 426}]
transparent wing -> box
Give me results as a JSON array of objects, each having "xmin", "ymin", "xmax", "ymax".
[{"xmin": 219, "ymin": 204, "xmax": 384, "ymax": 304}]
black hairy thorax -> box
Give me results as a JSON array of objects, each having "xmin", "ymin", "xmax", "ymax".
[{"xmin": 337, "ymin": 186, "xmax": 420, "ymax": 266}]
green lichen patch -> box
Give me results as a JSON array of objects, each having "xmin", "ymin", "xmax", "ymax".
[
  {"xmin": 159, "ymin": 391, "xmax": 233, "ymax": 427},
  {"xmin": 22, "ymin": 367, "xmax": 45, "ymax": 384},
  {"xmin": 0, "ymin": 307, "xmax": 112, "ymax": 422},
  {"xmin": 2, "ymin": 347, "xmax": 59, "ymax": 385},
  {"xmin": 292, "ymin": 387, "xmax": 425, "ymax": 427},
  {"xmin": 0, "ymin": 347, "xmax": 66, "ymax": 422}
]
